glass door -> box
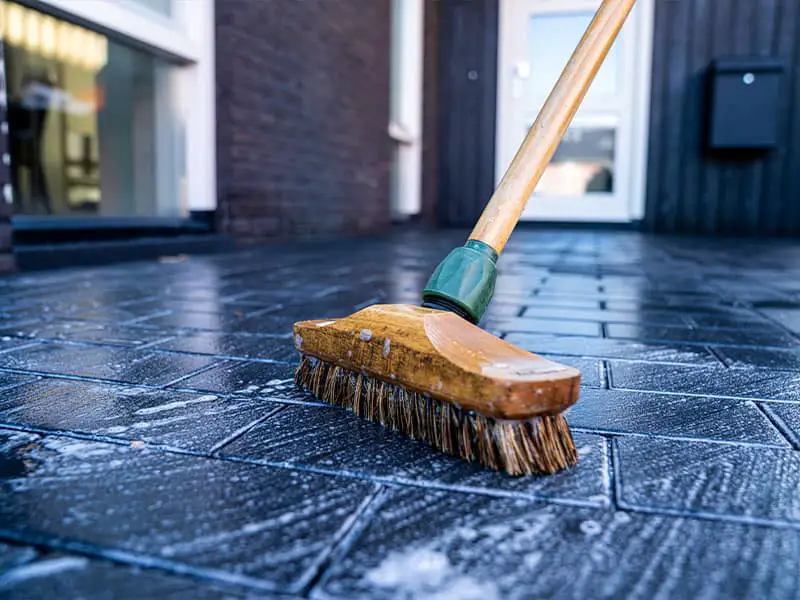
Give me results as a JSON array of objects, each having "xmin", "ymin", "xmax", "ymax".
[{"xmin": 496, "ymin": 0, "xmax": 649, "ymax": 222}]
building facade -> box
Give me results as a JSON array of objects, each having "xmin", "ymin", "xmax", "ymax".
[
  {"xmin": 425, "ymin": 0, "xmax": 800, "ymax": 236},
  {"xmin": 0, "ymin": 0, "xmax": 798, "ymax": 273}
]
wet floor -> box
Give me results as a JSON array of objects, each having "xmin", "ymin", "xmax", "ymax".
[{"xmin": 1, "ymin": 228, "xmax": 799, "ymax": 598}]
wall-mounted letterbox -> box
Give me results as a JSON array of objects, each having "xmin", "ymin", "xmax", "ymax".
[{"xmin": 706, "ymin": 56, "xmax": 785, "ymax": 151}]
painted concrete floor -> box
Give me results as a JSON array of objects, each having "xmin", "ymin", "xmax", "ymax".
[{"xmin": 1, "ymin": 228, "xmax": 800, "ymax": 598}]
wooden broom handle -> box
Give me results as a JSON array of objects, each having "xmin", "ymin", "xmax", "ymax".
[{"xmin": 469, "ymin": 0, "xmax": 637, "ymax": 255}]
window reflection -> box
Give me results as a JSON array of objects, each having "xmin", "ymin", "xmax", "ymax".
[
  {"xmin": 2, "ymin": 1, "xmax": 183, "ymax": 218},
  {"xmin": 528, "ymin": 12, "xmax": 620, "ymax": 100},
  {"xmin": 535, "ymin": 128, "xmax": 616, "ymax": 196}
]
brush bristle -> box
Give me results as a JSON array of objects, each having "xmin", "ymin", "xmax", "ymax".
[{"xmin": 294, "ymin": 355, "xmax": 578, "ymax": 476}]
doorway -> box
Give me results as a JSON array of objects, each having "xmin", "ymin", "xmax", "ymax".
[{"xmin": 495, "ymin": 0, "xmax": 654, "ymax": 222}]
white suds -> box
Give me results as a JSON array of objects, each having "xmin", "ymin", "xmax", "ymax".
[
  {"xmin": 0, "ymin": 557, "xmax": 88, "ymax": 586},
  {"xmin": 294, "ymin": 334, "xmax": 303, "ymax": 350},
  {"xmin": 359, "ymin": 329, "xmax": 373, "ymax": 341},
  {"xmin": 383, "ymin": 338, "xmax": 391, "ymax": 357},
  {"xmin": 580, "ymin": 520, "xmax": 602, "ymax": 536},
  {"xmin": 315, "ymin": 320, "xmax": 336, "ymax": 327},
  {"xmin": 365, "ymin": 547, "xmax": 501, "ymax": 600},
  {"xmin": 134, "ymin": 395, "xmax": 218, "ymax": 416}
]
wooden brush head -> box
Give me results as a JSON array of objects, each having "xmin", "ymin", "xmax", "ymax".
[{"xmin": 293, "ymin": 304, "xmax": 580, "ymax": 421}]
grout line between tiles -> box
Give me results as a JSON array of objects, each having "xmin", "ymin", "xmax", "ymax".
[
  {"xmin": 568, "ymin": 427, "xmax": 791, "ymax": 449},
  {"xmin": 755, "ymin": 403, "xmax": 800, "ymax": 451},
  {"xmin": 0, "ymin": 528, "xmax": 285, "ymax": 595},
  {"xmin": 209, "ymin": 405, "xmax": 287, "ymax": 455},
  {"xmin": 298, "ymin": 484, "xmax": 389, "ymax": 597}
]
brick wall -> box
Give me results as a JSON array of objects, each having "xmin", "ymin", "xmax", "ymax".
[{"xmin": 215, "ymin": 0, "xmax": 392, "ymax": 244}]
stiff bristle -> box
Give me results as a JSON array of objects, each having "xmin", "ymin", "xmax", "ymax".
[{"xmin": 294, "ymin": 355, "xmax": 578, "ymax": 476}]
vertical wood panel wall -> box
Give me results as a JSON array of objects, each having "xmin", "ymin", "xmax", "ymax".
[
  {"xmin": 0, "ymin": 40, "xmax": 14, "ymax": 272},
  {"xmin": 645, "ymin": 0, "xmax": 800, "ymax": 236},
  {"xmin": 435, "ymin": 0, "xmax": 499, "ymax": 227}
]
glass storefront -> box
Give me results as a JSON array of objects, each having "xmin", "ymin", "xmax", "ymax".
[{"xmin": 2, "ymin": 0, "xmax": 185, "ymax": 218}]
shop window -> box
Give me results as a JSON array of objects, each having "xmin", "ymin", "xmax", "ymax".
[{"xmin": 1, "ymin": 1, "xmax": 185, "ymax": 218}]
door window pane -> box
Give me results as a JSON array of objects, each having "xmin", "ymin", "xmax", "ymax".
[
  {"xmin": 534, "ymin": 127, "xmax": 615, "ymax": 196},
  {"xmin": 528, "ymin": 12, "xmax": 619, "ymax": 100},
  {"xmin": 129, "ymin": 0, "xmax": 171, "ymax": 17},
  {"xmin": 3, "ymin": 1, "xmax": 184, "ymax": 217}
]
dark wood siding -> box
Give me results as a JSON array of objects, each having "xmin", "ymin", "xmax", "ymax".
[
  {"xmin": 435, "ymin": 0, "xmax": 499, "ymax": 227},
  {"xmin": 0, "ymin": 40, "xmax": 14, "ymax": 272},
  {"xmin": 645, "ymin": 0, "xmax": 800, "ymax": 236}
]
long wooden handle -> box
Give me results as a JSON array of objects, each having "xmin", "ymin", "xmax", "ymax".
[{"xmin": 470, "ymin": 0, "xmax": 637, "ymax": 255}]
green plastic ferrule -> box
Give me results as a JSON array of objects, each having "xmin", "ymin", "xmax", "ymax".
[{"xmin": 421, "ymin": 239, "xmax": 498, "ymax": 323}]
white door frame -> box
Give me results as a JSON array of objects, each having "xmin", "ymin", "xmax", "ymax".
[
  {"xmin": 12, "ymin": 0, "xmax": 216, "ymax": 214},
  {"xmin": 495, "ymin": 0, "xmax": 655, "ymax": 222}
]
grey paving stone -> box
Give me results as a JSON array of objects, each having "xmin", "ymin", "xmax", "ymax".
[
  {"xmin": 155, "ymin": 331, "xmax": 297, "ymax": 363},
  {"xmin": 0, "ymin": 541, "xmax": 37, "ymax": 573},
  {"xmin": 505, "ymin": 332, "xmax": 720, "ymax": 365},
  {"xmin": 522, "ymin": 306, "xmax": 690, "ymax": 327},
  {"xmin": 540, "ymin": 355, "xmax": 603, "ymax": 388},
  {"xmin": 0, "ymin": 379, "xmax": 279, "ymax": 452},
  {"xmin": 606, "ymin": 323, "xmax": 800, "ymax": 349},
  {"xmin": 0, "ymin": 371, "xmax": 38, "ymax": 391},
  {"xmin": 175, "ymin": 360, "xmax": 296, "ymax": 395},
  {"xmin": 317, "ymin": 488, "xmax": 800, "ymax": 600},
  {"xmin": 138, "ymin": 312, "xmax": 299, "ymax": 336},
  {"xmin": 685, "ymin": 312, "xmax": 775, "ymax": 330},
  {"xmin": 0, "ymin": 344, "xmax": 217, "ymax": 386},
  {"xmin": 223, "ymin": 404, "xmax": 609, "ymax": 505},
  {"xmin": 609, "ymin": 361, "xmax": 800, "ymax": 402},
  {"xmin": 760, "ymin": 309, "xmax": 800, "ymax": 334},
  {"xmin": 0, "ymin": 320, "xmax": 165, "ymax": 348},
  {"xmin": 717, "ymin": 346, "xmax": 800, "ymax": 371},
  {"xmin": 0, "ymin": 430, "xmax": 377, "ymax": 594},
  {"xmin": 0, "ymin": 553, "xmax": 288, "ymax": 599},
  {"xmin": 615, "ymin": 437, "xmax": 800, "ymax": 525},
  {"xmin": 485, "ymin": 316, "xmax": 602, "ymax": 337},
  {"xmin": 759, "ymin": 404, "xmax": 800, "ymax": 448},
  {"xmin": 566, "ymin": 388, "xmax": 788, "ymax": 445},
  {"xmin": 0, "ymin": 337, "xmax": 37, "ymax": 354}
]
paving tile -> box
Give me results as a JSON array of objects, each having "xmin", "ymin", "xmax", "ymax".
[
  {"xmin": 685, "ymin": 312, "xmax": 773, "ymax": 329},
  {"xmin": 716, "ymin": 346, "xmax": 800, "ymax": 371},
  {"xmin": 0, "ymin": 337, "xmax": 37, "ymax": 354},
  {"xmin": 0, "ymin": 320, "xmax": 165, "ymax": 348},
  {"xmin": 540, "ymin": 355, "xmax": 603, "ymax": 387},
  {"xmin": 615, "ymin": 436, "xmax": 800, "ymax": 525},
  {"xmin": 137, "ymin": 312, "xmax": 299, "ymax": 335},
  {"xmin": 761, "ymin": 309, "xmax": 800, "ymax": 334},
  {"xmin": 521, "ymin": 306, "xmax": 690, "ymax": 327},
  {"xmin": 222, "ymin": 404, "xmax": 609, "ymax": 505},
  {"xmin": 154, "ymin": 331, "xmax": 297, "ymax": 363},
  {"xmin": 175, "ymin": 360, "xmax": 297, "ymax": 395},
  {"xmin": 0, "ymin": 541, "xmax": 37, "ymax": 572},
  {"xmin": 608, "ymin": 361, "xmax": 800, "ymax": 402},
  {"xmin": 566, "ymin": 388, "xmax": 787, "ymax": 445},
  {"xmin": 0, "ymin": 379, "xmax": 279, "ymax": 452},
  {"xmin": 760, "ymin": 404, "xmax": 800, "ymax": 448},
  {"xmin": 505, "ymin": 332, "xmax": 720, "ymax": 366},
  {"xmin": 606, "ymin": 323, "xmax": 800, "ymax": 348},
  {"xmin": 0, "ymin": 554, "xmax": 265, "ymax": 599},
  {"xmin": 0, "ymin": 371, "xmax": 38, "ymax": 391},
  {"xmin": 485, "ymin": 317, "xmax": 601, "ymax": 337},
  {"xmin": 317, "ymin": 487, "xmax": 800, "ymax": 600},
  {"xmin": 0, "ymin": 343, "xmax": 217, "ymax": 386},
  {"xmin": 0, "ymin": 430, "xmax": 377, "ymax": 594}
]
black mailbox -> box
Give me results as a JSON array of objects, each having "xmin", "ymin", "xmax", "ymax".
[{"xmin": 706, "ymin": 57, "xmax": 785, "ymax": 151}]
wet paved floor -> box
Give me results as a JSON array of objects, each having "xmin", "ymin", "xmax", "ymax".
[{"xmin": 1, "ymin": 228, "xmax": 800, "ymax": 598}]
